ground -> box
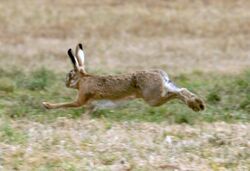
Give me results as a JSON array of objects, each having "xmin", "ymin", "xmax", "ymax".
[
  {"xmin": 0, "ymin": 0, "xmax": 249, "ymax": 170},
  {"xmin": 1, "ymin": 119, "xmax": 250, "ymax": 171}
]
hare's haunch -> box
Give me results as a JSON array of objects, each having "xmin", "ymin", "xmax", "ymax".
[{"xmin": 43, "ymin": 44, "xmax": 205, "ymax": 112}]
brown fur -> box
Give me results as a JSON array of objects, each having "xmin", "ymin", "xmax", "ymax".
[{"xmin": 42, "ymin": 44, "xmax": 205, "ymax": 112}]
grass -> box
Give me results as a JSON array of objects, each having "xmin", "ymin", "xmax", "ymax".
[
  {"xmin": 0, "ymin": 1, "xmax": 249, "ymax": 170},
  {"xmin": 0, "ymin": 122, "xmax": 27, "ymax": 144},
  {"xmin": 0, "ymin": 68, "xmax": 249, "ymax": 124},
  {"xmin": 0, "ymin": 0, "xmax": 249, "ymax": 74}
]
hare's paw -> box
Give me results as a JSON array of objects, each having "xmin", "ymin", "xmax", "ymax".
[
  {"xmin": 42, "ymin": 102, "xmax": 53, "ymax": 109},
  {"xmin": 187, "ymin": 97, "xmax": 205, "ymax": 112},
  {"xmin": 179, "ymin": 88, "xmax": 205, "ymax": 112}
]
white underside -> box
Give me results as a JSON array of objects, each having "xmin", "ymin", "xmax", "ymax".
[
  {"xmin": 164, "ymin": 79, "xmax": 181, "ymax": 93},
  {"xmin": 161, "ymin": 73, "xmax": 181, "ymax": 96}
]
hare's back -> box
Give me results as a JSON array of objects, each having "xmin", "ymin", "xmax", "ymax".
[{"xmin": 82, "ymin": 74, "xmax": 137, "ymax": 99}]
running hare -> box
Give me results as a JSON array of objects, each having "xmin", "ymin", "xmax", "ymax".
[{"xmin": 42, "ymin": 44, "xmax": 205, "ymax": 112}]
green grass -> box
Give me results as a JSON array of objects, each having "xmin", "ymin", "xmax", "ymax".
[
  {"xmin": 0, "ymin": 68, "xmax": 249, "ymax": 124},
  {"xmin": 0, "ymin": 122, "xmax": 27, "ymax": 144}
]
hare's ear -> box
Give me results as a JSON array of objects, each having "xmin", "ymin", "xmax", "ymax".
[
  {"xmin": 67, "ymin": 48, "xmax": 79, "ymax": 70},
  {"xmin": 75, "ymin": 43, "xmax": 85, "ymax": 67}
]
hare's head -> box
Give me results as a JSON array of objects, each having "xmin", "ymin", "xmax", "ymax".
[{"xmin": 65, "ymin": 43, "xmax": 86, "ymax": 89}]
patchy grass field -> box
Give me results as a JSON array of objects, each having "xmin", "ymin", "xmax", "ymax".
[{"xmin": 0, "ymin": 0, "xmax": 250, "ymax": 170}]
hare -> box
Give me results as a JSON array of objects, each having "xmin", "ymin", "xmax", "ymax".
[{"xmin": 42, "ymin": 44, "xmax": 205, "ymax": 112}]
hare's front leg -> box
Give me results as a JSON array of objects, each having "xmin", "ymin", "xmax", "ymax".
[
  {"xmin": 42, "ymin": 101, "xmax": 82, "ymax": 109},
  {"xmin": 42, "ymin": 94, "xmax": 89, "ymax": 109}
]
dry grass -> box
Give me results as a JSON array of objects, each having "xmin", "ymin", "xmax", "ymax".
[
  {"xmin": 0, "ymin": 118, "xmax": 249, "ymax": 170},
  {"xmin": 0, "ymin": 0, "xmax": 249, "ymax": 74}
]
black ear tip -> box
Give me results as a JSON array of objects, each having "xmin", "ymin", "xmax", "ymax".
[
  {"xmin": 67, "ymin": 48, "xmax": 76, "ymax": 66},
  {"xmin": 67, "ymin": 48, "xmax": 73, "ymax": 56},
  {"xmin": 79, "ymin": 43, "xmax": 83, "ymax": 49},
  {"xmin": 67, "ymin": 48, "xmax": 71, "ymax": 54}
]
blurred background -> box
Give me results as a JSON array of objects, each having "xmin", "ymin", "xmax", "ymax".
[
  {"xmin": 0, "ymin": 0, "xmax": 249, "ymax": 74},
  {"xmin": 0, "ymin": 0, "xmax": 249, "ymax": 170}
]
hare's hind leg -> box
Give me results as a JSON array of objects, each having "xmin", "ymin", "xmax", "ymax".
[
  {"xmin": 160, "ymin": 71, "xmax": 205, "ymax": 111},
  {"xmin": 176, "ymin": 88, "xmax": 205, "ymax": 112}
]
